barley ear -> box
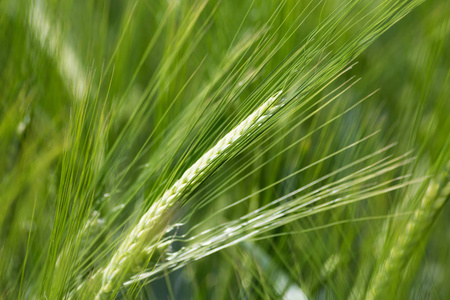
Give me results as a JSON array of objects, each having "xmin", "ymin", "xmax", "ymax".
[
  {"xmin": 365, "ymin": 164, "xmax": 450, "ymax": 300},
  {"xmin": 95, "ymin": 91, "xmax": 284, "ymax": 297}
]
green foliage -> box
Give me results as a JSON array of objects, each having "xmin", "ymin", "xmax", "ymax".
[{"xmin": 0, "ymin": 0, "xmax": 449, "ymax": 299}]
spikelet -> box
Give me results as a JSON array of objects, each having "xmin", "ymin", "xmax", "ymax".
[
  {"xmin": 365, "ymin": 165, "xmax": 450, "ymax": 300},
  {"xmin": 96, "ymin": 91, "xmax": 284, "ymax": 297}
]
